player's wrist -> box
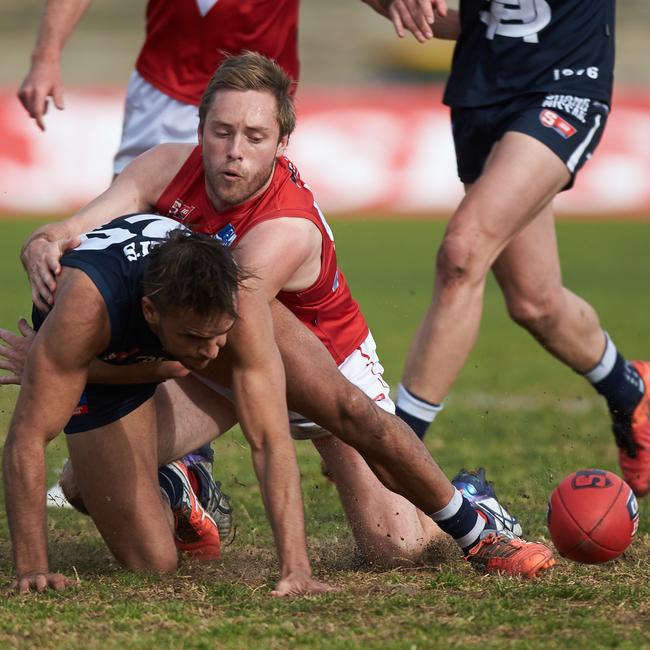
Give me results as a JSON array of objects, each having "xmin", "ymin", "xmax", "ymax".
[
  {"xmin": 16, "ymin": 565, "xmax": 50, "ymax": 579},
  {"xmin": 279, "ymin": 556, "xmax": 312, "ymax": 578}
]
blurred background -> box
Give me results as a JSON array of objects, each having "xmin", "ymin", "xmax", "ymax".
[{"xmin": 1, "ymin": 0, "xmax": 649, "ymax": 216}]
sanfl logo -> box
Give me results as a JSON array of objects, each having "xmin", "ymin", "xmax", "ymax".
[{"xmin": 480, "ymin": 0, "xmax": 551, "ymax": 43}]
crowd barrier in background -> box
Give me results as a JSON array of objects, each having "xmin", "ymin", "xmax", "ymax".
[{"xmin": 1, "ymin": 86, "xmax": 649, "ymax": 218}]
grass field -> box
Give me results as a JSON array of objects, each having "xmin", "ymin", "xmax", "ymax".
[{"xmin": 0, "ymin": 217, "xmax": 649, "ymax": 649}]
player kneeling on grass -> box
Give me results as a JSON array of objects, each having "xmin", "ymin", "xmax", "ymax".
[
  {"xmin": 13, "ymin": 52, "xmax": 558, "ymax": 582},
  {"xmin": 3, "ymin": 215, "xmax": 331, "ymax": 596},
  {"xmin": 3, "ymin": 216, "xmax": 555, "ymax": 585}
]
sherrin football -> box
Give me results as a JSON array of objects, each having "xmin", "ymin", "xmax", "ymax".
[{"xmin": 547, "ymin": 469, "xmax": 639, "ymax": 564}]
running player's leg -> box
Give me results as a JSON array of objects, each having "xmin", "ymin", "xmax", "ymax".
[
  {"xmin": 397, "ymin": 96, "xmax": 610, "ymax": 439},
  {"xmin": 400, "ymin": 131, "xmax": 570, "ymax": 413},
  {"xmin": 494, "ymin": 208, "xmax": 649, "ymax": 494},
  {"xmin": 493, "ymin": 202, "xmax": 604, "ymax": 370}
]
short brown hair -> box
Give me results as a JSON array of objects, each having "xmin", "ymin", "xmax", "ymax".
[
  {"xmin": 143, "ymin": 229, "xmax": 242, "ymax": 320},
  {"xmin": 198, "ymin": 51, "xmax": 296, "ymax": 139}
]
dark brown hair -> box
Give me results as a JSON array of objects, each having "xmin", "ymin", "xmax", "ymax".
[
  {"xmin": 143, "ymin": 230, "xmax": 242, "ymax": 320},
  {"xmin": 198, "ymin": 51, "xmax": 296, "ymax": 139}
]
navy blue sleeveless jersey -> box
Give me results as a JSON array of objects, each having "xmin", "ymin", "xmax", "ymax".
[
  {"xmin": 60, "ymin": 213, "xmax": 187, "ymax": 365},
  {"xmin": 444, "ymin": 0, "xmax": 615, "ymax": 108}
]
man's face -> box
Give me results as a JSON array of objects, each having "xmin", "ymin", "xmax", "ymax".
[
  {"xmin": 199, "ymin": 89, "xmax": 288, "ymax": 210},
  {"xmin": 143, "ymin": 299, "xmax": 235, "ymax": 371}
]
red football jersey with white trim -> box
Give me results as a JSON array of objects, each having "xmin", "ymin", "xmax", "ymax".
[
  {"xmin": 136, "ymin": 0, "xmax": 300, "ymax": 105},
  {"xmin": 155, "ymin": 148, "xmax": 369, "ymax": 364}
]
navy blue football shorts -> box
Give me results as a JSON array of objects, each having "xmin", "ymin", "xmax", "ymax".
[
  {"xmin": 64, "ymin": 382, "xmax": 158, "ymax": 434},
  {"xmin": 31, "ymin": 306, "xmax": 159, "ymax": 434},
  {"xmin": 451, "ymin": 92, "xmax": 610, "ymax": 189}
]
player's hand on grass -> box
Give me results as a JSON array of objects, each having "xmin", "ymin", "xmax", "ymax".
[
  {"xmin": 0, "ymin": 319, "xmax": 35, "ymax": 385},
  {"xmin": 12, "ymin": 570, "xmax": 77, "ymax": 595},
  {"xmin": 21, "ymin": 236, "xmax": 81, "ymax": 311},
  {"xmin": 384, "ymin": 0, "xmax": 448, "ymax": 42},
  {"xmin": 271, "ymin": 571, "xmax": 335, "ymax": 597},
  {"xmin": 17, "ymin": 60, "xmax": 65, "ymax": 132}
]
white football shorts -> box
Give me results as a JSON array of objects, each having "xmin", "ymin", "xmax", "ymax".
[
  {"xmin": 289, "ymin": 330, "xmax": 395, "ymax": 440},
  {"xmin": 113, "ymin": 70, "xmax": 199, "ymax": 175},
  {"xmin": 192, "ymin": 331, "xmax": 395, "ymax": 440}
]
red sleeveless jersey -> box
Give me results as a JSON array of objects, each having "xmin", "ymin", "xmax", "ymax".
[
  {"xmin": 136, "ymin": 0, "xmax": 300, "ymax": 105},
  {"xmin": 155, "ymin": 148, "xmax": 369, "ymax": 364}
]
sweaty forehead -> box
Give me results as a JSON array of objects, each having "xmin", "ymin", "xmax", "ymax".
[{"xmin": 207, "ymin": 89, "xmax": 279, "ymax": 128}]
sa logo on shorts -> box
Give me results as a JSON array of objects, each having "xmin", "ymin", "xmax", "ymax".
[{"xmin": 539, "ymin": 109, "xmax": 577, "ymax": 139}]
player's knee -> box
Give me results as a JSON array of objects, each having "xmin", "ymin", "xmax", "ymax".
[
  {"xmin": 119, "ymin": 544, "xmax": 178, "ymax": 574},
  {"xmin": 436, "ymin": 233, "xmax": 487, "ymax": 290},
  {"xmin": 356, "ymin": 529, "xmax": 428, "ymax": 568},
  {"xmin": 59, "ymin": 460, "xmax": 90, "ymax": 515},
  {"xmin": 506, "ymin": 286, "xmax": 563, "ymax": 334}
]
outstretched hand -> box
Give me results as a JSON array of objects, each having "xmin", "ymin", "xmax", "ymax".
[
  {"xmin": 271, "ymin": 570, "xmax": 335, "ymax": 598},
  {"xmin": 384, "ymin": 0, "xmax": 448, "ymax": 42},
  {"xmin": 0, "ymin": 319, "xmax": 36, "ymax": 385}
]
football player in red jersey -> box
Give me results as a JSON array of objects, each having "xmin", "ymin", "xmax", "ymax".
[
  {"xmin": 18, "ymin": 0, "xmax": 300, "ymax": 175},
  {"xmin": 18, "ymin": 52, "xmax": 555, "ymax": 580},
  {"xmin": 18, "ymin": 0, "xmax": 302, "ymax": 502}
]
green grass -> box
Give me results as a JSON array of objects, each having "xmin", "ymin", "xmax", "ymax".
[{"xmin": 1, "ymin": 218, "xmax": 650, "ymax": 648}]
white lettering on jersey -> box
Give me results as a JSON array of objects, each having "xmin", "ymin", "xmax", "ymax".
[
  {"xmin": 196, "ymin": 0, "xmax": 219, "ymax": 17},
  {"xmin": 77, "ymin": 215, "xmax": 186, "ymax": 260},
  {"xmin": 480, "ymin": 0, "xmax": 551, "ymax": 44}
]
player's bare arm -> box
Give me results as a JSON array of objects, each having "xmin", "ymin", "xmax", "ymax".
[
  {"xmin": 3, "ymin": 269, "xmax": 109, "ymax": 594},
  {"xmin": 0, "ymin": 318, "xmax": 188, "ymax": 386},
  {"xmin": 21, "ymin": 143, "xmax": 193, "ymax": 310},
  {"xmin": 226, "ymin": 218, "xmax": 329, "ymax": 596},
  {"xmin": 18, "ymin": 0, "xmax": 93, "ymax": 131}
]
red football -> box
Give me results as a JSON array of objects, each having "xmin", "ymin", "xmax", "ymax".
[{"xmin": 547, "ymin": 469, "xmax": 639, "ymax": 564}]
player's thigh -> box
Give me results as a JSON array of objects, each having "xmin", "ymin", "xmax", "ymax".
[
  {"xmin": 492, "ymin": 201, "xmax": 563, "ymax": 308},
  {"xmin": 154, "ymin": 374, "xmax": 237, "ymax": 465},
  {"xmin": 450, "ymin": 132, "xmax": 570, "ymax": 255},
  {"xmin": 66, "ymin": 397, "xmax": 177, "ymax": 569},
  {"xmin": 450, "ymin": 95, "xmax": 606, "ymax": 253}
]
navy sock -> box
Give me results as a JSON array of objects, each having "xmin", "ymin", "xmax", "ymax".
[
  {"xmin": 395, "ymin": 383, "xmax": 443, "ymax": 440},
  {"xmin": 395, "ymin": 406, "xmax": 430, "ymax": 439},
  {"xmin": 158, "ymin": 465, "xmax": 185, "ymax": 510},
  {"xmin": 429, "ymin": 488, "xmax": 486, "ymax": 554},
  {"xmin": 586, "ymin": 343, "xmax": 644, "ymax": 420}
]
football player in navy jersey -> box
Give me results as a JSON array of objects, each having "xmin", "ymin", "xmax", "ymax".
[
  {"xmin": 372, "ymin": 1, "xmax": 650, "ymax": 497},
  {"xmin": 3, "ymin": 215, "xmax": 332, "ymax": 597}
]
